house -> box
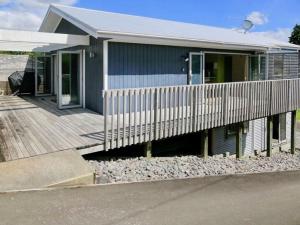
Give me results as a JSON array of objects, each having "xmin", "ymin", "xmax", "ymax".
[{"xmin": 0, "ymin": 4, "xmax": 299, "ymax": 161}]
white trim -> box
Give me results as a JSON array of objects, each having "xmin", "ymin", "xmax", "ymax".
[
  {"xmin": 0, "ymin": 29, "xmax": 89, "ymax": 52},
  {"xmin": 267, "ymin": 49, "xmax": 299, "ymax": 54},
  {"xmin": 106, "ymin": 35, "xmax": 269, "ymax": 51},
  {"xmin": 103, "ymin": 40, "xmax": 109, "ymax": 93},
  {"xmin": 50, "ymin": 56, "xmax": 54, "ymax": 95},
  {"xmin": 82, "ymin": 49, "xmax": 86, "ymax": 108},
  {"xmin": 58, "ymin": 50, "xmax": 83, "ymax": 109},
  {"xmin": 52, "ymin": 17, "xmax": 62, "ymax": 33},
  {"xmin": 203, "ymin": 53, "xmax": 205, "ymax": 84},
  {"xmin": 42, "ymin": 5, "xmax": 98, "ymax": 37},
  {"xmin": 0, "ymin": 29, "xmax": 89, "ymax": 45},
  {"xmin": 96, "ymin": 30, "xmax": 300, "ymax": 50},
  {"xmin": 58, "ymin": 51, "xmax": 62, "ymax": 108},
  {"xmin": 203, "ymin": 51, "xmax": 252, "ymax": 56},
  {"xmin": 35, "ymin": 56, "xmax": 37, "ymax": 96},
  {"xmin": 52, "ymin": 54, "xmax": 59, "ymax": 96}
]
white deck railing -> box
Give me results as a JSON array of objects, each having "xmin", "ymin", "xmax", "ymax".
[{"xmin": 103, "ymin": 79, "xmax": 300, "ymax": 150}]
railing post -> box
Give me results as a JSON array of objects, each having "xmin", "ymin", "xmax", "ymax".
[
  {"xmin": 200, "ymin": 130, "xmax": 209, "ymax": 159},
  {"xmin": 192, "ymin": 86, "xmax": 197, "ymax": 132},
  {"xmin": 223, "ymin": 84, "xmax": 227, "ymax": 126},
  {"xmin": 236, "ymin": 123, "xmax": 243, "ymax": 159},
  {"xmin": 291, "ymin": 110, "xmax": 296, "ymax": 155},
  {"xmin": 154, "ymin": 88, "xmax": 158, "ymax": 140},
  {"xmin": 266, "ymin": 116, "xmax": 273, "ymax": 157},
  {"xmin": 143, "ymin": 141, "xmax": 152, "ymax": 158},
  {"xmin": 104, "ymin": 90, "xmax": 109, "ymax": 151}
]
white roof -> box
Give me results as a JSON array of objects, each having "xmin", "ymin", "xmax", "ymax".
[{"xmin": 40, "ymin": 4, "xmax": 299, "ymax": 51}]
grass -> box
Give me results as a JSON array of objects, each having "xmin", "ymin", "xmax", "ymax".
[{"xmin": 297, "ymin": 110, "xmax": 300, "ymax": 121}]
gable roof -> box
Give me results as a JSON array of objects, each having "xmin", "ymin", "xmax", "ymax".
[{"xmin": 40, "ymin": 4, "xmax": 300, "ymax": 51}]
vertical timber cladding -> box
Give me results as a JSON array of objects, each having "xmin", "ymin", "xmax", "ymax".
[
  {"xmin": 268, "ymin": 52, "xmax": 299, "ymax": 80},
  {"xmin": 55, "ymin": 18, "xmax": 104, "ymax": 113},
  {"xmin": 107, "ymin": 42, "xmax": 192, "ymax": 89}
]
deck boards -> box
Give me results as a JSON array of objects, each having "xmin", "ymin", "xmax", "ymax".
[{"xmin": 0, "ymin": 95, "xmax": 105, "ymax": 161}]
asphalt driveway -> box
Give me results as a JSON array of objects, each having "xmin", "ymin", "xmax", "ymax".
[{"xmin": 1, "ymin": 170, "xmax": 300, "ymax": 225}]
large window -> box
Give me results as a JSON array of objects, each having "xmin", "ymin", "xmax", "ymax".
[
  {"xmin": 189, "ymin": 52, "xmax": 203, "ymax": 84},
  {"xmin": 249, "ymin": 55, "xmax": 266, "ymax": 81},
  {"xmin": 273, "ymin": 54, "xmax": 284, "ymax": 78}
]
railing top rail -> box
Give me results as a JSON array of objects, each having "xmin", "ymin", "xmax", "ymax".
[{"xmin": 105, "ymin": 78, "xmax": 300, "ymax": 93}]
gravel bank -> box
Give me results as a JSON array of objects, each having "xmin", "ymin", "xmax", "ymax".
[{"xmin": 89, "ymin": 151, "xmax": 300, "ymax": 184}]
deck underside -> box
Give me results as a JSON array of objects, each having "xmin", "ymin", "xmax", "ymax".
[{"xmin": 0, "ymin": 95, "xmax": 106, "ymax": 161}]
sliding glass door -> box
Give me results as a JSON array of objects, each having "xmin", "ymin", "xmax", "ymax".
[
  {"xmin": 189, "ymin": 52, "xmax": 204, "ymax": 84},
  {"xmin": 58, "ymin": 51, "xmax": 82, "ymax": 109}
]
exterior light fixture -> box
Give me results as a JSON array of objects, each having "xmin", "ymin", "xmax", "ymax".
[{"xmin": 89, "ymin": 51, "xmax": 95, "ymax": 58}]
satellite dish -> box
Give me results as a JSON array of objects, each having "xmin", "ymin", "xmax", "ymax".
[{"xmin": 242, "ymin": 19, "xmax": 254, "ymax": 33}]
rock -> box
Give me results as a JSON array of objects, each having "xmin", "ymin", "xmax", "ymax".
[{"xmin": 89, "ymin": 151, "xmax": 300, "ymax": 184}]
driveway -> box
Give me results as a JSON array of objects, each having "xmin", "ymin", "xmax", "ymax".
[{"xmin": 1, "ymin": 171, "xmax": 300, "ymax": 225}]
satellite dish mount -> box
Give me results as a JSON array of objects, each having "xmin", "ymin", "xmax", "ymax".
[{"xmin": 242, "ymin": 19, "xmax": 254, "ymax": 33}]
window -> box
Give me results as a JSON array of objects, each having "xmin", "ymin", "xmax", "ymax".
[
  {"xmin": 249, "ymin": 55, "xmax": 266, "ymax": 81},
  {"xmin": 274, "ymin": 54, "xmax": 284, "ymax": 78}
]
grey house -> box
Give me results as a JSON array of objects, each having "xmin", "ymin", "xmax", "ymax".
[{"xmin": 0, "ymin": 4, "xmax": 299, "ymax": 161}]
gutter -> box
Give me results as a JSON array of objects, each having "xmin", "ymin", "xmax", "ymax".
[{"xmin": 96, "ymin": 30, "xmax": 269, "ymax": 51}]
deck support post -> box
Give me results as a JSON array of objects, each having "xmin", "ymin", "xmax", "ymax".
[
  {"xmin": 236, "ymin": 123, "xmax": 243, "ymax": 159},
  {"xmin": 291, "ymin": 110, "xmax": 296, "ymax": 155},
  {"xmin": 200, "ymin": 130, "xmax": 209, "ymax": 159},
  {"xmin": 143, "ymin": 141, "xmax": 152, "ymax": 158},
  {"xmin": 267, "ymin": 116, "xmax": 273, "ymax": 157}
]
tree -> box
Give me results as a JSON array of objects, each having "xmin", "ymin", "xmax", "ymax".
[{"xmin": 289, "ymin": 24, "xmax": 300, "ymax": 45}]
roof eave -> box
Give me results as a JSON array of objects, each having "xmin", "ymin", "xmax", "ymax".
[
  {"xmin": 39, "ymin": 5, "xmax": 98, "ymax": 37},
  {"xmin": 96, "ymin": 31, "xmax": 269, "ymax": 51}
]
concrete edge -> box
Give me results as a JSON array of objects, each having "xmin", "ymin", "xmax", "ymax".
[{"xmin": 47, "ymin": 173, "xmax": 96, "ymax": 188}]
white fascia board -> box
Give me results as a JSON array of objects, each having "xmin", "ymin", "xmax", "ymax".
[
  {"xmin": 0, "ymin": 29, "xmax": 89, "ymax": 46},
  {"xmin": 267, "ymin": 48, "xmax": 300, "ymax": 53},
  {"xmin": 39, "ymin": 7, "xmax": 53, "ymax": 32},
  {"xmin": 0, "ymin": 43, "xmax": 49, "ymax": 52},
  {"xmin": 48, "ymin": 6, "xmax": 98, "ymax": 38},
  {"xmin": 96, "ymin": 31, "xmax": 269, "ymax": 51}
]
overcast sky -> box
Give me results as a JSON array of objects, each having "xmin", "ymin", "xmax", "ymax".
[{"xmin": 0, "ymin": 0, "xmax": 299, "ymax": 42}]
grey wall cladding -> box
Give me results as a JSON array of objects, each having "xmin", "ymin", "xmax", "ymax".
[
  {"xmin": 108, "ymin": 42, "xmax": 193, "ymax": 89},
  {"xmin": 55, "ymin": 19, "xmax": 104, "ymax": 113},
  {"xmin": 268, "ymin": 53, "xmax": 299, "ymax": 79},
  {"xmin": 85, "ymin": 37, "xmax": 104, "ymax": 113}
]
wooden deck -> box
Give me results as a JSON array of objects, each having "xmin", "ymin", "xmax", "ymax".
[
  {"xmin": 1, "ymin": 79, "xmax": 299, "ymax": 161},
  {"xmin": 0, "ymin": 95, "xmax": 106, "ymax": 161}
]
